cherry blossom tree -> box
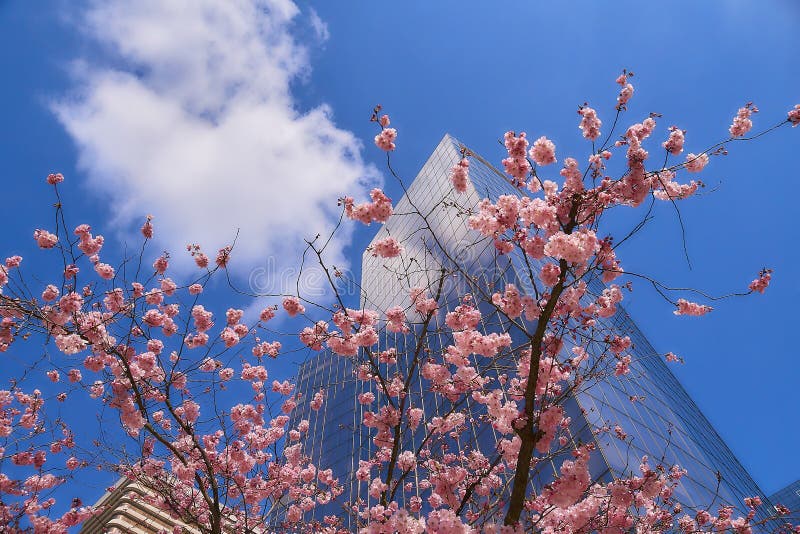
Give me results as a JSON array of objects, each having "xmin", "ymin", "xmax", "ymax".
[{"xmin": 1, "ymin": 76, "xmax": 799, "ymax": 534}]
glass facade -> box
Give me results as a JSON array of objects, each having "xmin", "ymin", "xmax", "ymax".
[
  {"xmin": 289, "ymin": 134, "xmax": 774, "ymax": 529},
  {"xmin": 769, "ymin": 480, "xmax": 800, "ymax": 527}
]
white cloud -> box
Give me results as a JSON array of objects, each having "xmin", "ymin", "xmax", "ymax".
[
  {"xmin": 308, "ymin": 8, "xmax": 330, "ymax": 42},
  {"xmin": 54, "ymin": 0, "xmax": 377, "ymax": 296}
]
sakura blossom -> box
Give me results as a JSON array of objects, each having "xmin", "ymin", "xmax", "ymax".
[
  {"xmin": 729, "ymin": 103, "xmax": 758, "ymax": 138},
  {"xmin": 529, "ymin": 136, "xmax": 557, "ymax": 166},
  {"xmin": 685, "ymin": 152, "xmax": 709, "ymax": 173},
  {"xmin": 674, "ymin": 299, "xmax": 713, "ymax": 316},
  {"xmin": 449, "ymin": 157, "xmax": 470, "ymax": 193},
  {"xmin": 282, "ymin": 296, "xmax": 305, "ymax": 317},
  {"xmin": 371, "ymin": 236, "xmax": 404, "ymax": 258},
  {"xmin": 374, "ymin": 127, "xmax": 397, "ymax": 151}
]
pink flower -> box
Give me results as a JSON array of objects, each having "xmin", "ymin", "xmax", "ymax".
[
  {"xmin": 42, "ymin": 285, "xmax": 60, "ymax": 302},
  {"xmin": 216, "ymin": 246, "xmax": 232, "ymax": 268},
  {"xmin": 578, "ymin": 106, "xmax": 602, "ymax": 141},
  {"xmin": 662, "ymin": 126, "xmax": 685, "ymax": 155},
  {"xmin": 344, "ymin": 188, "xmax": 394, "ymax": 224},
  {"xmin": 616, "ymin": 83, "xmax": 634, "ymax": 110},
  {"xmin": 153, "ymin": 255, "xmax": 168, "ymax": 274},
  {"xmin": 260, "ymin": 307, "xmax": 276, "ymax": 322},
  {"xmin": 674, "ymin": 298, "xmax": 712, "ymax": 316},
  {"xmin": 5, "ymin": 256, "xmax": 22, "ymax": 268},
  {"xmin": 195, "ymin": 252, "xmax": 209, "ymax": 269},
  {"xmin": 282, "ymin": 296, "xmax": 305, "ymax": 317},
  {"xmin": 544, "ymin": 230, "xmax": 599, "ymax": 265},
  {"xmin": 141, "ymin": 216, "xmax": 153, "ymax": 239},
  {"xmin": 371, "ymin": 236, "xmax": 403, "ymax": 258},
  {"xmin": 560, "ymin": 157, "xmax": 583, "ymax": 191},
  {"xmin": 68, "ymin": 369, "xmax": 82, "ymax": 383},
  {"xmin": 89, "ymin": 381, "xmax": 104, "ymax": 398},
  {"xmin": 729, "ymin": 102, "xmax": 757, "ymax": 137},
  {"xmin": 502, "ymin": 131, "xmax": 531, "ymax": 181},
  {"xmin": 685, "ymin": 152, "xmax": 709, "ymax": 173},
  {"xmin": 46, "ymin": 173, "xmax": 64, "ymax": 185},
  {"xmin": 379, "ymin": 114, "xmax": 390, "ymax": 127},
  {"xmin": 55, "ymin": 334, "xmax": 86, "ymax": 355},
  {"xmin": 386, "ymin": 305, "xmax": 408, "ymax": 333},
  {"xmin": 529, "ymin": 136, "xmax": 557, "ymax": 166},
  {"xmin": 188, "ymin": 283, "xmax": 203, "ymax": 295},
  {"xmin": 615, "ymin": 355, "xmax": 632, "ymax": 376},
  {"xmin": 219, "ymin": 368, "xmax": 234, "ymax": 381},
  {"xmin": 33, "ymin": 229, "xmax": 58, "ymax": 249},
  {"xmin": 65, "ymin": 264, "xmax": 79, "ymax": 279},
  {"xmin": 374, "ymin": 128, "xmax": 397, "ymax": 151},
  {"xmin": 748, "ymin": 269, "xmax": 772, "ymax": 294},
  {"xmin": 788, "ymin": 104, "xmax": 800, "ymax": 126},
  {"xmin": 539, "ymin": 263, "xmax": 561, "ymax": 287},
  {"xmin": 449, "ymin": 157, "xmax": 470, "ymax": 193},
  {"xmin": 94, "ymin": 263, "xmax": 115, "ymax": 280}
]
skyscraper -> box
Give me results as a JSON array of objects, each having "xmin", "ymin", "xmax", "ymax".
[
  {"xmin": 769, "ymin": 480, "xmax": 800, "ymax": 527},
  {"xmin": 288, "ymin": 134, "xmax": 774, "ymax": 530}
]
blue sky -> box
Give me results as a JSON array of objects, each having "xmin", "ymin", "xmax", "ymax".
[{"xmin": 1, "ymin": 0, "xmax": 798, "ymax": 502}]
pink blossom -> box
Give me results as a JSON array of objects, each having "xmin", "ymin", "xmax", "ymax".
[
  {"xmin": 310, "ymin": 390, "xmax": 325, "ymax": 411},
  {"xmin": 46, "ymin": 172, "xmax": 64, "ymax": 185},
  {"xmin": 578, "ymin": 106, "xmax": 602, "ymax": 141},
  {"xmin": 685, "ymin": 152, "xmax": 709, "ymax": 173},
  {"xmin": 259, "ymin": 307, "xmax": 275, "ymax": 322},
  {"xmin": 789, "ymin": 104, "xmax": 800, "ymax": 126},
  {"xmin": 410, "ymin": 286, "xmax": 438, "ymax": 315},
  {"xmin": 449, "ymin": 157, "xmax": 470, "ymax": 193},
  {"xmin": 216, "ymin": 246, "xmax": 232, "ymax": 268},
  {"xmin": 674, "ymin": 298, "xmax": 713, "ymax": 316},
  {"xmin": 748, "ymin": 269, "xmax": 772, "ymax": 294},
  {"xmin": 153, "ymin": 255, "xmax": 168, "ymax": 274},
  {"xmin": 544, "ymin": 230, "xmax": 599, "ymax": 265},
  {"xmin": 42, "ymin": 285, "xmax": 59, "ymax": 302},
  {"xmin": 191, "ymin": 305, "xmax": 214, "ymax": 332},
  {"xmin": 539, "ymin": 263, "xmax": 561, "ymax": 287},
  {"xmin": 94, "ymin": 263, "xmax": 115, "ymax": 280},
  {"xmin": 616, "ymin": 81, "xmax": 635, "ymax": 110},
  {"xmin": 529, "ymin": 136, "xmax": 557, "ymax": 166},
  {"xmin": 502, "ymin": 131, "xmax": 531, "ymax": 182},
  {"xmin": 33, "ymin": 229, "xmax": 58, "ymax": 249},
  {"xmin": 379, "ymin": 114, "xmax": 390, "ymax": 127},
  {"xmin": 188, "ymin": 283, "xmax": 203, "ymax": 295},
  {"xmin": 140, "ymin": 216, "xmax": 153, "ymax": 238},
  {"xmin": 282, "ymin": 296, "xmax": 305, "ymax": 317},
  {"xmin": 371, "ymin": 236, "xmax": 404, "ymax": 258},
  {"xmin": 385, "ymin": 305, "xmax": 409, "ymax": 333},
  {"xmin": 560, "ymin": 157, "xmax": 583, "ymax": 191},
  {"xmin": 5, "ymin": 256, "xmax": 22, "ymax": 268},
  {"xmin": 194, "ymin": 251, "xmax": 209, "ymax": 269},
  {"xmin": 345, "ymin": 188, "xmax": 393, "ymax": 225},
  {"xmin": 663, "ymin": 126, "xmax": 686, "ymax": 155},
  {"xmin": 55, "ymin": 334, "xmax": 86, "ymax": 355},
  {"xmin": 729, "ymin": 103, "xmax": 757, "ymax": 137},
  {"xmin": 615, "ymin": 355, "xmax": 632, "ymax": 376},
  {"xmin": 89, "ymin": 381, "xmax": 104, "ymax": 398},
  {"xmin": 374, "ymin": 128, "xmax": 397, "ymax": 151},
  {"xmin": 64, "ymin": 264, "xmax": 79, "ymax": 280}
]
